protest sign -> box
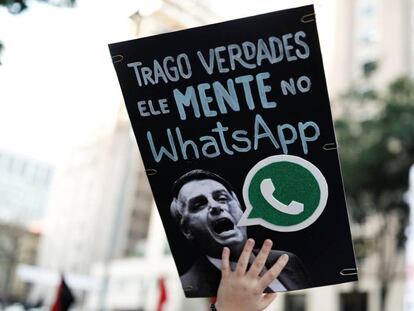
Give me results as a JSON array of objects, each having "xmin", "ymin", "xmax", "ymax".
[{"xmin": 109, "ymin": 5, "xmax": 358, "ymax": 297}]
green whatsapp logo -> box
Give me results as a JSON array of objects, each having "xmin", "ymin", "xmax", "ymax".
[{"xmin": 238, "ymin": 155, "xmax": 328, "ymax": 232}]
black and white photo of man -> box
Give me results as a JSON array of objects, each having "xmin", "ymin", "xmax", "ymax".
[{"xmin": 170, "ymin": 169, "xmax": 311, "ymax": 297}]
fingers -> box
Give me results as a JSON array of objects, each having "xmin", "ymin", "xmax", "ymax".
[
  {"xmin": 221, "ymin": 247, "xmax": 231, "ymax": 278},
  {"xmin": 247, "ymin": 239, "xmax": 273, "ymax": 277},
  {"xmin": 259, "ymin": 254, "xmax": 289, "ymax": 291},
  {"xmin": 235, "ymin": 238, "xmax": 255, "ymax": 276},
  {"xmin": 260, "ymin": 293, "xmax": 277, "ymax": 309}
]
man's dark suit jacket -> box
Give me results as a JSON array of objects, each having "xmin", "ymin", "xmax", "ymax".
[{"xmin": 180, "ymin": 250, "xmax": 311, "ymax": 297}]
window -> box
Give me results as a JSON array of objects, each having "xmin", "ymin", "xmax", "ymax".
[
  {"xmin": 340, "ymin": 292, "xmax": 368, "ymax": 311},
  {"xmin": 285, "ymin": 294, "xmax": 306, "ymax": 311},
  {"xmin": 362, "ymin": 60, "xmax": 378, "ymax": 78}
]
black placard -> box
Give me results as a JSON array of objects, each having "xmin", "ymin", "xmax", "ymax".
[{"xmin": 109, "ymin": 5, "xmax": 358, "ymax": 297}]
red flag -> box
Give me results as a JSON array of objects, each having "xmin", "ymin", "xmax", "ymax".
[
  {"xmin": 50, "ymin": 276, "xmax": 75, "ymax": 311},
  {"xmin": 156, "ymin": 277, "xmax": 168, "ymax": 311},
  {"xmin": 209, "ymin": 297, "xmax": 217, "ymax": 311}
]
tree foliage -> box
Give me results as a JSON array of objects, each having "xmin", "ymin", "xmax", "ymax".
[
  {"xmin": 0, "ymin": 0, "xmax": 75, "ymax": 14},
  {"xmin": 337, "ymin": 77, "xmax": 413, "ymax": 244},
  {"xmin": 0, "ymin": 0, "xmax": 75, "ymax": 63},
  {"xmin": 336, "ymin": 76, "xmax": 414, "ymax": 311}
]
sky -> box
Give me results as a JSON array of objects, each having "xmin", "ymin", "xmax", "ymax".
[
  {"xmin": 0, "ymin": 0, "xmax": 132, "ymax": 163},
  {"xmin": 0, "ymin": 0, "xmax": 334, "ymax": 164}
]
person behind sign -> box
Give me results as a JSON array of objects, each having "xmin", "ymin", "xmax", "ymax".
[{"xmin": 170, "ymin": 169, "xmax": 311, "ymax": 297}]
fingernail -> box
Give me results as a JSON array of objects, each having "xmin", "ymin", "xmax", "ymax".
[
  {"xmin": 264, "ymin": 239, "xmax": 273, "ymax": 247},
  {"xmin": 247, "ymin": 238, "xmax": 255, "ymax": 246},
  {"xmin": 281, "ymin": 254, "xmax": 289, "ymax": 263}
]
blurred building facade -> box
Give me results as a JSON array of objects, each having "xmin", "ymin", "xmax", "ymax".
[
  {"xmin": 329, "ymin": 0, "xmax": 412, "ymax": 103},
  {"xmin": 0, "ymin": 150, "xmax": 51, "ymax": 304},
  {"xmin": 30, "ymin": 107, "xmax": 153, "ymax": 304},
  {"xmin": 0, "ymin": 223, "xmax": 40, "ymax": 304},
  {"xmin": 0, "ymin": 150, "xmax": 52, "ymax": 226}
]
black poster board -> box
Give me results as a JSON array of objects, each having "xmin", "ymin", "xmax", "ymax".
[{"xmin": 109, "ymin": 5, "xmax": 358, "ymax": 297}]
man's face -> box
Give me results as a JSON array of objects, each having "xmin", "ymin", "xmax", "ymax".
[{"xmin": 177, "ymin": 179, "xmax": 247, "ymax": 255}]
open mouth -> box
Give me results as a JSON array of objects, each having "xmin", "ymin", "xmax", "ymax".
[{"xmin": 213, "ymin": 218, "xmax": 235, "ymax": 234}]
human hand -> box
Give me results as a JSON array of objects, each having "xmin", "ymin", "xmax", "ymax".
[{"xmin": 215, "ymin": 239, "xmax": 289, "ymax": 311}]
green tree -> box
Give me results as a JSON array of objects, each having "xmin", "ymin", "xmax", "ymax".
[
  {"xmin": 0, "ymin": 41, "xmax": 3, "ymax": 62},
  {"xmin": 0, "ymin": 0, "xmax": 75, "ymax": 63},
  {"xmin": 0, "ymin": 0, "xmax": 74, "ymax": 14},
  {"xmin": 336, "ymin": 76, "xmax": 413, "ymax": 311}
]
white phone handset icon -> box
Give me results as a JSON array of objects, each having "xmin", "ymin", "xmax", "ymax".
[{"xmin": 260, "ymin": 178, "xmax": 304, "ymax": 215}]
